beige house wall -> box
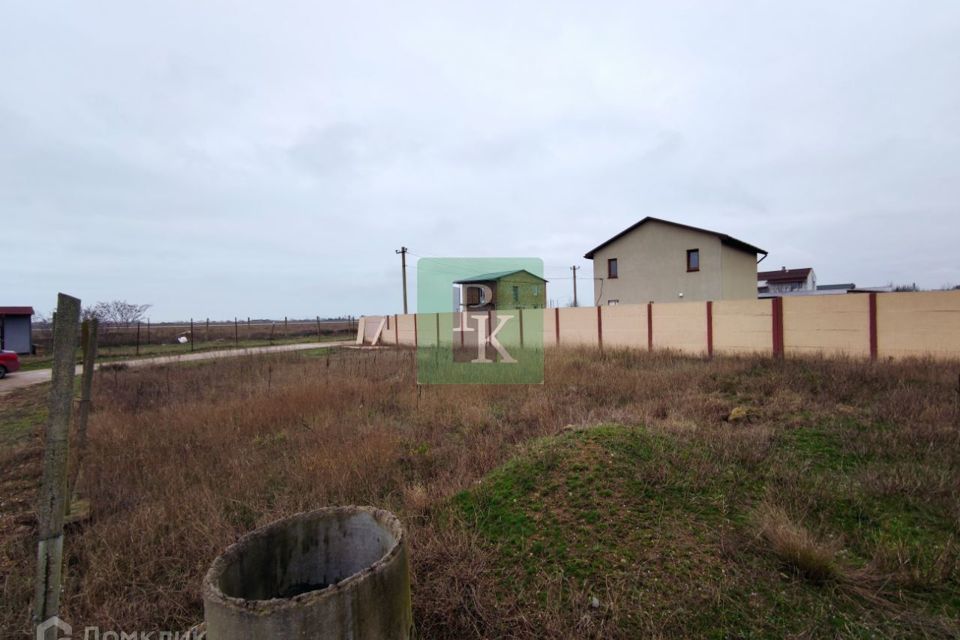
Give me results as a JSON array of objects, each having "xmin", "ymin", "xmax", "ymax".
[
  {"xmin": 783, "ymin": 295, "xmax": 869, "ymax": 357},
  {"xmin": 557, "ymin": 307, "xmax": 600, "ymax": 346},
  {"xmin": 877, "ymin": 291, "xmax": 960, "ymax": 359},
  {"xmin": 713, "ymin": 299, "xmax": 773, "ymax": 355},
  {"xmin": 652, "ymin": 301, "xmax": 708, "ymax": 354},
  {"xmin": 721, "ymin": 245, "xmax": 761, "ymax": 299},
  {"xmin": 589, "ymin": 220, "xmax": 761, "ymax": 304},
  {"xmin": 601, "ymin": 303, "xmax": 648, "ymax": 348},
  {"xmin": 590, "ymin": 221, "xmax": 724, "ymax": 304}
]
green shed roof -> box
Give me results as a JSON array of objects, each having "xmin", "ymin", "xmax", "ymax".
[{"xmin": 453, "ymin": 269, "xmax": 548, "ymax": 284}]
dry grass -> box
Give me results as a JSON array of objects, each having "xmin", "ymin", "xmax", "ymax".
[
  {"xmin": 754, "ymin": 502, "xmax": 840, "ymax": 583},
  {"xmin": 1, "ymin": 346, "xmax": 959, "ymax": 638}
]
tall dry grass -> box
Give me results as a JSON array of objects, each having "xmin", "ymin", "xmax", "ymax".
[{"xmin": 1, "ymin": 346, "xmax": 958, "ymax": 637}]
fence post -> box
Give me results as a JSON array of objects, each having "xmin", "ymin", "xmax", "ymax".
[
  {"xmin": 146, "ymin": 318, "xmax": 150, "ymax": 344},
  {"xmin": 706, "ymin": 301, "xmax": 714, "ymax": 358},
  {"xmin": 136, "ymin": 321, "xmax": 141, "ymax": 356},
  {"xmin": 597, "ymin": 305, "xmax": 603, "ymax": 351},
  {"xmin": 234, "ymin": 317, "xmax": 239, "ymax": 347},
  {"xmin": 317, "ymin": 316, "xmax": 322, "ymax": 342},
  {"xmin": 771, "ymin": 298, "xmax": 784, "ymax": 358},
  {"xmin": 270, "ymin": 322, "xmax": 275, "ymax": 345},
  {"xmin": 33, "ymin": 293, "xmax": 81, "ymax": 636},
  {"xmin": 68, "ymin": 318, "xmax": 98, "ymax": 512},
  {"xmin": 868, "ymin": 293, "xmax": 878, "ymax": 360},
  {"xmin": 519, "ymin": 308, "xmax": 524, "ymax": 348},
  {"xmin": 284, "ymin": 316, "xmax": 288, "ymax": 338},
  {"xmin": 206, "ymin": 317, "xmax": 210, "ymax": 344},
  {"xmin": 554, "ymin": 307, "xmax": 560, "ymax": 346},
  {"xmin": 190, "ymin": 318, "xmax": 195, "ymax": 352},
  {"xmin": 647, "ymin": 302, "xmax": 653, "ymax": 352}
]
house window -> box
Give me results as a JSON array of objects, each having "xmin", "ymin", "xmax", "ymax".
[
  {"xmin": 532, "ymin": 286, "xmax": 540, "ymax": 296},
  {"xmin": 608, "ymin": 258, "xmax": 618, "ymax": 279},
  {"xmin": 608, "ymin": 299, "xmax": 619, "ymax": 305},
  {"xmin": 687, "ymin": 249, "xmax": 700, "ymax": 272},
  {"xmin": 512, "ymin": 286, "xmax": 520, "ymax": 303}
]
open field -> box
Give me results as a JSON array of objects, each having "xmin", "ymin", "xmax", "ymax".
[
  {"xmin": 1, "ymin": 347, "xmax": 959, "ymax": 638},
  {"xmin": 17, "ymin": 333, "xmax": 351, "ymax": 372}
]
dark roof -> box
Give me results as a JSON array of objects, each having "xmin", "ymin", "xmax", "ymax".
[
  {"xmin": 757, "ymin": 268, "xmax": 812, "ymax": 284},
  {"xmin": 454, "ymin": 269, "xmax": 547, "ymax": 284},
  {"xmin": 583, "ymin": 216, "xmax": 767, "ymax": 259},
  {"xmin": 0, "ymin": 306, "xmax": 34, "ymax": 315},
  {"xmin": 817, "ymin": 283, "xmax": 855, "ymax": 291}
]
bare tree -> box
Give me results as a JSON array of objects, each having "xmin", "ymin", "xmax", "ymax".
[{"xmin": 82, "ymin": 300, "xmax": 151, "ymax": 328}]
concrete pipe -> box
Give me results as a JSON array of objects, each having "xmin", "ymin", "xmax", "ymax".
[{"xmin": 202, "ymin": 506, "xmax": 413, "ymax": 640}]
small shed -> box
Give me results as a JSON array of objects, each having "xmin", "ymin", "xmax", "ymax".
[
  {"xmin": 454, "ymin": 270, "xmax": 547, "ymax": 311},
  {"xmin": 0, "ymin": 307, "xmax": 35, "ymax": 354}
]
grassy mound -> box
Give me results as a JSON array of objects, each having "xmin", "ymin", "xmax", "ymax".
[{"xmin": 452, "ymin": 423, "xmax": 959, "ymax": 638}]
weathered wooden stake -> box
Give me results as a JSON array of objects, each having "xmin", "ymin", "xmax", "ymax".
[
  {"xmin": 234, "ymin": 317, "xmax": 239, "ymax": 347},
  {"xmin": 33, "ymin": 293, "xmax": 81, "ymax": 636},
  {"xmin": 190, "ymin": 318, "xmax": 195, "ymax": 352},
  {"xmin": 67, "ymin": 319, "xmax": 98, "ymax": 512},
  {"xmin": 136, "ymin": 321, "xmax": 141, "ymax": 356},
  {"xmin": 316, "ymin": 316, "xmax": 322, "ymax": 342}
]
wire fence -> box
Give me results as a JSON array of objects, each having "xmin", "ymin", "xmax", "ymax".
[{"xmin": 31, "ymin": 317, "xmax": 357, "ymax": 359}]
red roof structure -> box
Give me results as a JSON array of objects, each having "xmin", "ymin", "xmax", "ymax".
[
  {"xmin": 757, "ymin": 268, "xmax": 812, "ymax": 284},
  {"xmin": 0, "ymin": 307, "xmax": 35, "ymax": 315}
]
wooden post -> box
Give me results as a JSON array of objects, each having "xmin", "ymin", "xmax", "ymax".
[
  {"xmin": 284, "ymin": 316, "xmax": 288, "ymax": 339},
  {"xmin": 190, "ymin": 318, "xmax": 195, "ymax": 352},
  {"xmin": 317, "ymin": 316, "xmax": 322, "ymax": 342},
  {"xmin": 206, "ymin": 317, "xmax": 210, "ymax": 343},
  {"xmin": 146, "ymin": 318, "xmax": 150, "ymax": 343},
  {"xmin": 68, "ymin": 318, "xmax": 98, "ymax": 511},
  {"xmin": 868, "ymin": 293, "xmax": 878, "ymax": 361},
  {"xmin": 270, "ymin": 322, "xmax": 275, "ymax": 345},
  {"xmin": 436, "ymin": 313, "xmax": 441, "ymax": 346},
  {"xmin": 136, "ymin": 321, "xmax": 141, "ymax": 356},
  {"xmin": 234, "ymin": 317, "xmax": 239, "ymax": 347},
  {"xmin": 33, "ymin": 293, "xmax": 81, "ymax": 635}
]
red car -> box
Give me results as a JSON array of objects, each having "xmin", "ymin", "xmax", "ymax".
[{"xmin": 0, "ymin": 350, "xmax": 20, "ymax": 378}]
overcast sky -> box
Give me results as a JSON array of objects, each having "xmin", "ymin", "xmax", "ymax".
[{"xmin": 4, "ymin": 1, "xmax": 959, "ymax": 320}]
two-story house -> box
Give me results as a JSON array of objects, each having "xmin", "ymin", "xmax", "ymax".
[{"xmin": 583, "ymin": 217, "xmax": 767, "ymax": 305}]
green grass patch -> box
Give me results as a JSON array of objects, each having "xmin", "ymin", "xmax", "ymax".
[{"xmin": 448, "ymin": 423, "xmax": 960, "ymax": 637}]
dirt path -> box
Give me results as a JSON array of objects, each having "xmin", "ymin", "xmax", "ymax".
[{"xmin": 0, "ymin": 341, "xmax": 352, "ymax": 396}]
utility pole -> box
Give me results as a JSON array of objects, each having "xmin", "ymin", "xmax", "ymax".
[
  {"xmin": 396, "ymin": 246, "xmax": 409, "ymax": 314},
  {"xmin": 571, "ymin": 265, "xmax": 580, "ymax": 307}
]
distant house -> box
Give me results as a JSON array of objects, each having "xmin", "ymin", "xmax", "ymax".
[
  {"xmin": 0, "ymin": 306, "xmax": 34, "ymax": 354},
  {"xmin": 583, "ymin": 217, "xmax": 767, "ymax": 304},
  {"xmin": 453, "ymin": 270, "xmax": 547, "ymax": 311},
  {"xmin": 757, "ymin": 267, "xmax": 817, "ymax": 295}
]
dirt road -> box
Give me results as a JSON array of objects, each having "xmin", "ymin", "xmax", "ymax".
[{"xmin": 0, "ymin": 341, "xmax": 352, "ymax": 396}]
